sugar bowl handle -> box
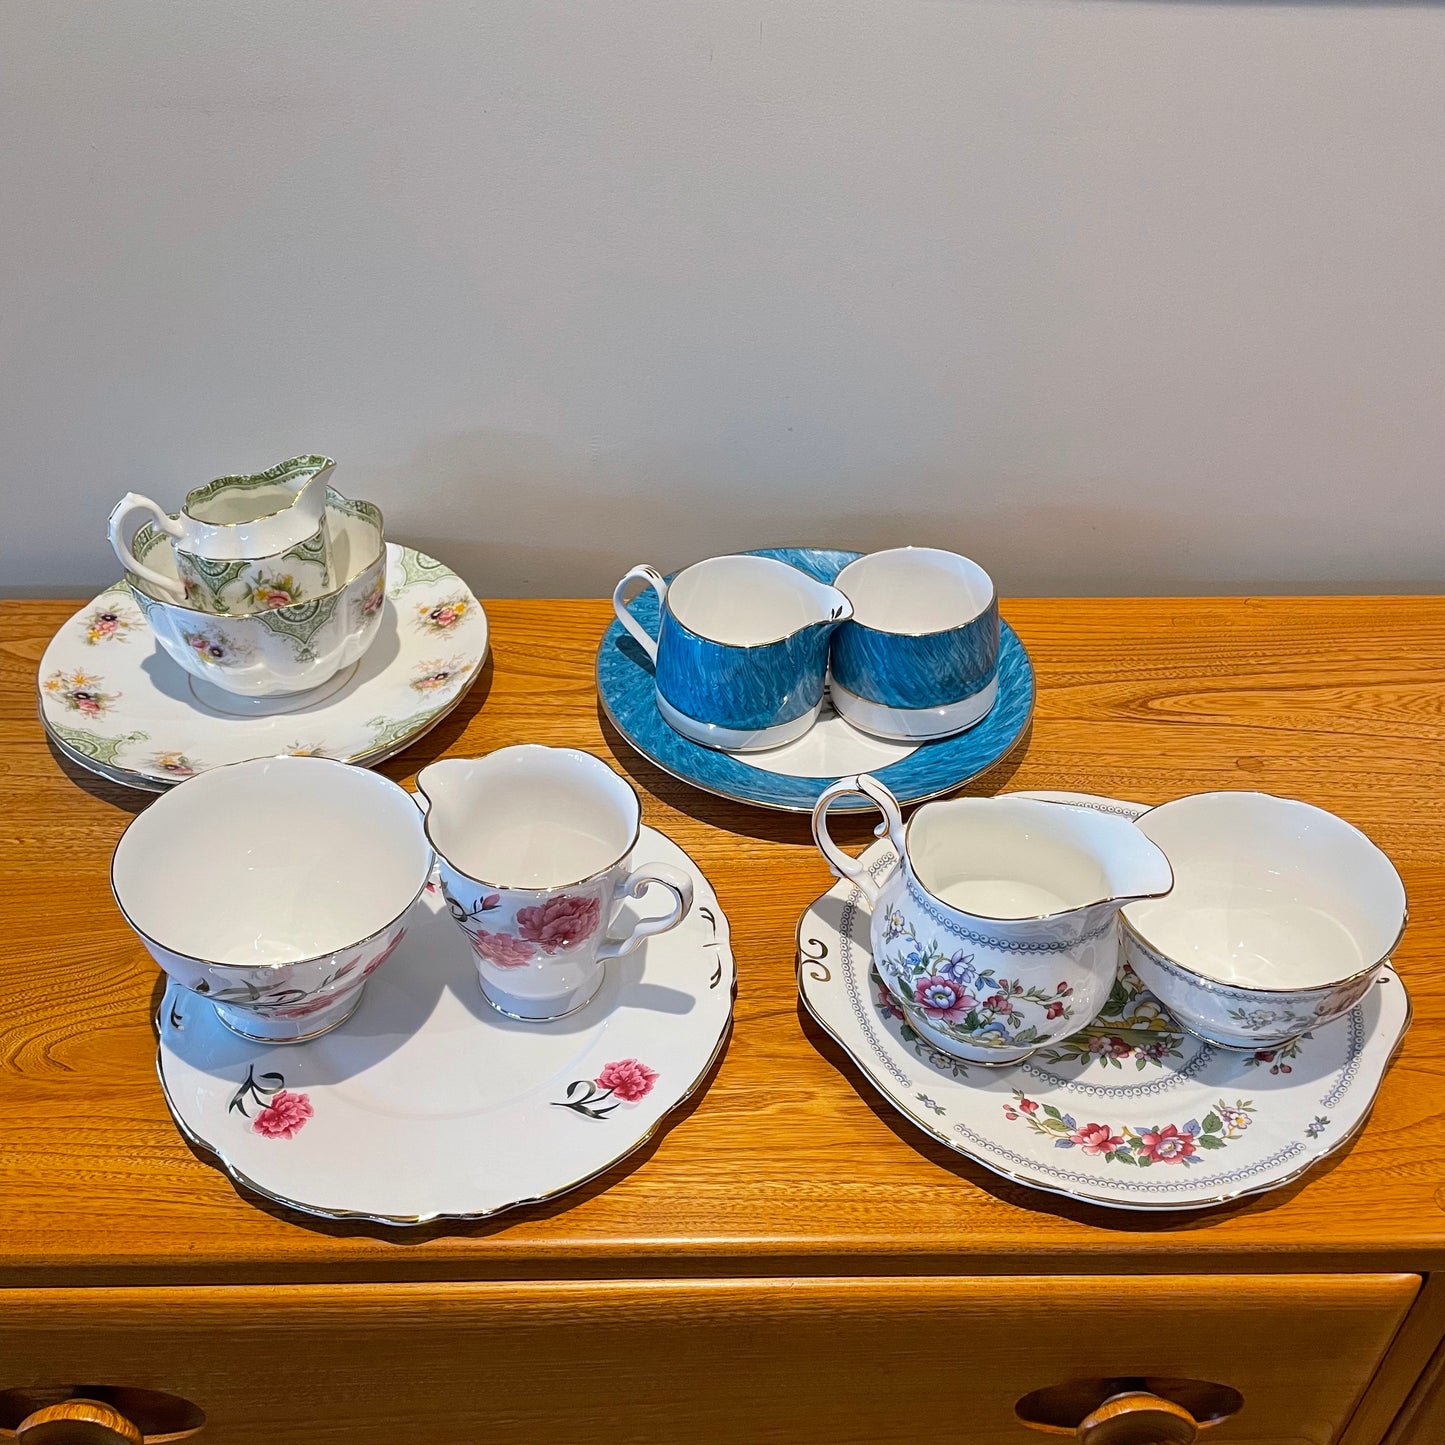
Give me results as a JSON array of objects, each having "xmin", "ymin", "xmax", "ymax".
[
  {"xmin": 1075, "ymin": 1392, "xmax": 1199, "ymax": 1445},
  {"xmin": 16, "ymin": 1399, "xmax": 145, "ymax": 1445},
  {"xmin": 811, "ymin": 772, "xmax": 907, "ymax": 907}
]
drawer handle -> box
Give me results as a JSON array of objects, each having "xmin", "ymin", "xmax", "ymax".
[
  {"xmin": 16, "ymin": 1400, "xmax": 143, "ymax": 1445},
  {"xmin": 1076, "ymin": 1391, "xmax": 1199, "ymax": 1445}
]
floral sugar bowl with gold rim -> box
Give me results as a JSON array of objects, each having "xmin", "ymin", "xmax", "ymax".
[
  {"xmin": 111, "ymin": 756, "xmax": 434, "ymax": 1043},
  {"xmin": 1122, "ymin": 791, "xmax": 1406, "ymax": 1049}
]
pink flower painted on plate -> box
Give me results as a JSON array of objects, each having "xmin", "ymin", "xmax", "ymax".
[
  {"xmin": 468, "ymin": 928, "xmax": 536, "ymax": 969},
  {"xmin": 516, "ymin": 893, "xmax": 602, "ymax": 954},
  {"xmin": 595, "ymin": 1058, "xmax": 658, "ymax": 1102},
  {"xmin": 83, "ymin": 605, "xmax": 136, "ymax": 645},
  {"xmin": 1071, "ymin": 1122, "xmax": 1126, "ymax": 1156},
  {"xmin": 252, "ymin": 1089, "xmax": 314, "ymax": 1139},
  {"xmin": 1135, "ymin": 1123, "xmax": 1196, "ymax": 1165},
  {"xmin": 912, "ymin": 974, "xmax": 976, "ymax": 1023},
  {"xmin": 417, "ymin": 596, "xmax": 469, "ymax": 632}
]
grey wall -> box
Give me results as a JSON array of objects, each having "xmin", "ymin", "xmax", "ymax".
[{"xmin": 3, "ymin": 0, "xmax": 1443, "ymax": 600}]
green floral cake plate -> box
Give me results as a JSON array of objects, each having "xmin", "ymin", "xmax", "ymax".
[
  {"xmin": 37, "ymin": 544, "xmax": 488, "ymax": 791},
  {"xmin": 797, "ymin": 791, "xmax": 1412, "ymax": 1211}
]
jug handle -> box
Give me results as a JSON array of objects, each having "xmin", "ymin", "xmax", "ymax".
[
  {"xmin": 811, "ymin": 773, "xmax": 907, "ymax": 908},
  {"xmin": 108, "ymin": 492, "xmax": 185, "ymax": 602},
  {"xmin": 611, "ymin": 564, "xmax": 668, "ymax": 662},
  {"xmin": 596, "ymin": 862, "xmax": 695, "ymax": 960}
]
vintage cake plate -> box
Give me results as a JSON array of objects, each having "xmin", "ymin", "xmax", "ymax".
[
  {"xmin": 157, "ymin": 824, "xmax": 734, "ymax": 1224},
  {"xmin": 796, "ymin": 792, "xmax": 1411, "ymax": 1211},
  {"xmin": 38, "ymin": 544, "xmax": 488, "ymax": 790},
  {"xmin": 596, "ymin": 547, "xmax": 1035, "ymax": 813}
]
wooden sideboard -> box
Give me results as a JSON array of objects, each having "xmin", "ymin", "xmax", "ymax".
[{"xmin": 3, "ymin": 595, "xmax": 1444, "ymax": 1445}]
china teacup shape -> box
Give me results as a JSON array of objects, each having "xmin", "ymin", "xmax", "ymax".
[
  {"xmin": 829, "ymin": 547, "xmax": 999, "ymax": 741},
  {"xmin": 612, "ymin": 555, "xmax": 853, "ymax": 751},
  {"xmin": 812, "ymin": 776, "xmax": 1174, "ymax": 1063},
  {"xmin": 418, "ymin": 746, "xmax": 695, "ymax": 1020},
  {"xmin": 111, "ymin": 756, "xmax": 433, "ymax": 1043},
  {"xmin": 109, "ymin": 454, "xmax": 337, "ymax": 613}
]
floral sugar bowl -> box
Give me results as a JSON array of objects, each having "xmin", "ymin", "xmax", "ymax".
[{"xmin": 811, "ymin": 776, "xmax": 1173, "ymax": 1063}]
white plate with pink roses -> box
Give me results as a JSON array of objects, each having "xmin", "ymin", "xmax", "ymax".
[{"xmin": 158, "ymin": 825, "xmax": 733, "ymax": 1224}]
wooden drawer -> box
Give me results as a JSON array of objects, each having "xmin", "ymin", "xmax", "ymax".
[{"xmin": 0, "ymin": 1274, "xmax": 1418, "ymax": 1444}]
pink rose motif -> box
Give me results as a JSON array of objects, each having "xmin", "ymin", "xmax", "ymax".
[
  {"xmin": 1071, "ymin": 1122, "xmax": 1125, "ymax": 1156},
  {"xmin": 913, "ymin": 975, "xmax": 976, "ymax": 1023},
  {"xmin": 358, "ymin": 927, "xmax": 408, "ymax": 980},
  {"xmin": 252, "ymin": 1090, "xmax": 313, "ymax": 1139},
  {"xmin": 1045, "ymin": 1001, "xmax": 1066, "ymax": 1020},
  {"xmin": 517, "ymin": 893, "xmax": 602, "ymax": 954},
  {"xmin": 596, "ymin": 1058, "xmax": 658, "ymax": 1102},
  {"xmin": 1018, "ymin": 1098, "xmax": 1040, "ymax": 1114},
  {"xmin": 273, "ymin": 992, "xmax": 345, "ymax": 1019},
  {"xmin": 1136, "ymin": 1123, "xmax": 1196, "ymax": 1164},
  {"xmin": 255, "ymin": 586, "xmax": 294, "ymax": 610},
  {"xmin": 468, "ymin": 928, "xmax": 536, "ymax": 969}
]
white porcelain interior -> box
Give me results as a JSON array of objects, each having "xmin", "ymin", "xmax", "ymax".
[
  {"xmin": 907, "ymin": 795, "xmax": 1174, "ymax": 919},
  {"xmin": 1125, "ymin": 791, "xmax": 1405, "ymax": 990},
  {"xmin": 834, "ymin": 547, "xmax": 993, "ymax": 633},
  {"xmin": 112, "ymin": 756, "xmax": 433, "ymax": 965},
  {"xmin": 419, "ymin": 745, "xmax": 639, "ymax": 888},
  {"xmin": 666, "ymin": 554, "xmax": 850, "ymax": 645},
  {"xmin": 177, "ymin": 458, "xmax": 334, "ymax": 556}
]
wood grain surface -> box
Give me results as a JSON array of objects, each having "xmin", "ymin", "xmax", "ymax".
[
  {"xmin": 3, "ymin": 595, "xmax": 1445, "ymax": 1286},
  {"xmin": 0, "ymin": 1275, "xmax": 1419, "ymax": 1445}
]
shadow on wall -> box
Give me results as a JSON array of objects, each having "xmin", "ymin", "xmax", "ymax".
[{"xmin": 375, "ymin": 429, "xmax": 1438, "ymax": 599}]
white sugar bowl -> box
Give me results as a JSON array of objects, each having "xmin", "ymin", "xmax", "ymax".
[{"xmin": 1122, "ymin": 792, "xmax": 1405, "ymax": 1049}]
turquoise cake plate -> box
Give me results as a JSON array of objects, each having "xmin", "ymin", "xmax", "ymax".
[{"xmin": 596, "ymin": 547, "xmax": 1035, "ymax": 813}]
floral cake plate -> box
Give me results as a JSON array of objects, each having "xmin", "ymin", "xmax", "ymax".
[
  {"xmin": 596, "ymin": 548, "xmax": 1035, "ymax": 813},
  {"xmin": 157, "ymin": 824, "xmax": 734, "ymax": 1224},
  {"xmin": 796, "ymin": 792, "xmax": 1411, "ymax": 1211},
  {"xmin": 37, "ymin": 544, "xmax": 488, "ymax": 790}
]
